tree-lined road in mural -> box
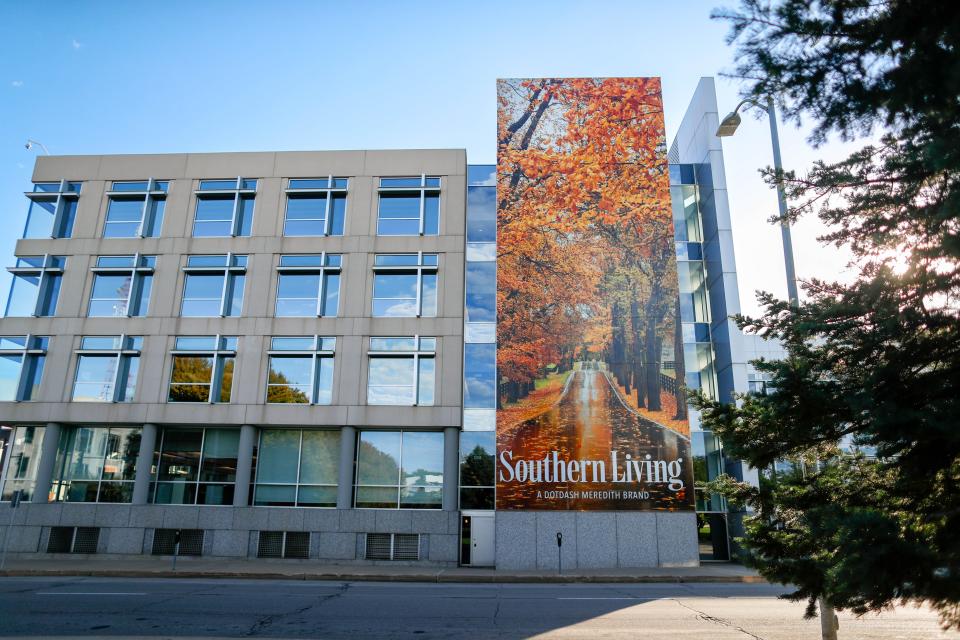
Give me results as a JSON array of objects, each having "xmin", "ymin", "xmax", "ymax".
[{"xmin": 497, "ymin": 362, "xmax": 692, "ymax": 510}]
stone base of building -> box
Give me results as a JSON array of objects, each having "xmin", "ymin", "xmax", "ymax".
[
  {"xmin": 495, "ymin": 511, "xmax": 699, "ymax": 569},
  {"xmin": 0, "ymin": 503, "xmax": 461, "ymax": 565}
]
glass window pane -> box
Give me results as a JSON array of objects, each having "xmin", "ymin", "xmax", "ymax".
[
  {"xmin": 89, "ymin": 274, "xmax": 132, "ymax": 317},
  {"xmin": 119, "ymin": 355, "xmax": 139, "ymax": 402},
  {"xmin": 373, "ymin": 274, "xmax": 418, "ymax": 317},
  {"xmin": 200, "ymin": 429, "xmax": 239, "ymax": 482},
  {"xmin": 369, "ymin": 337, "xmax": 417, "ymax": 351},
  {"xmin": 368, "ymin": 358, "xmax": 415, "ymax": 405},
  {"xmin": 464, "ymin": 343, "xmax": 495, "ymax": 408},
  {"xmin": 236, "ymin": 196, "xmax": 254, "ymax": 236},
  {"xmin": 58, "ymin": 427, "xmax": 108, "ymax": 483},
  {"xmin": 322, "ymin": 273, "xmax": 340, "ymax": 316},
  {"xmin": 421, "ymin": 273, "xmax": 437, "ymax": 317},
  {"xmin": 401, "ymin": 432, "xmax": 443, "ymax": 487},
  {"xmin": 111, "ymin": 181, "xmax": 149, "ymax": 192},
  {"xmin": 169, "ymin": 356, "xmax": 212, "ymax": 402},
  {"xmin": 315, "ymin": 357, "xmax": 334, "ymax": 405},
  {"xmin": 467, "ymin": 186, "xmax": 496, "ymax": 242},
  {"xmin": 297, "ymin": 485, "xmax": 337, "ymax": 507},
  {"xmin": 267, "ymin": 356, "xmax": 313, "ymax": 404},
  {"xmin": 466, "ymin": 262, "xmax": 496, "ymax": 322},
  {"xmin": 130, "ymin": 274, "xmax": 152, "ymax": 317},
  {"xmin": 423, "ymin": 193, "xmax": 439, "ymax": 235},
  {"xmin": 143, "ymin": 199, "xmax": 165, "ymax": 237},
  {"xmin": 459, "ymin": 487, "xmax": 494, "ymax": 510},
  {"xmin": 174, "ymin": 336, "xmax": 217, "ymax": 351},
  {"xmin": 329, "ymin": 193, "xmax": 346, "ymax": 235},
  {"xmin": 37, "ymin": 274, "xmax": 61, "ymax": 316},
  {"xmin": 186, "ymin": 255, "xmax": 229, "ymax": 268},
  {"xmin": 460, "ymin": 431, "xmax": 495, "ymax": 487},
  {"xmin": 380, "ymin": 178, "xmax": 423, "ymax": 188},
  {"xmin": 157, "ymin": 429, "xmax": 203, "ymax": 482},
  {"xmin": 286, "ymin": 195, "xmax": 326, "ymax": 220},
  {"xmin": 271, "ymin": 337, "xmax": 317, "ymax": 350},
  {"xmin": 197, "ymin": 483, "xmax": 234, "ymax": 505},
  {"xmin": 299, "ymin": 430, "xmax": 339, "ymax": 485},
  {"xmin": 253, "ymin": 484, "xmax": 296, "ymax": 507},
  {"xmin": 356, "ymin": 431, "xmax": 401, "ymax": 485},
  {"xmin": 73, "ymin": 355, "xmax": 118, "ymax": 402},
  {"xmin": 418, "ymin": 358, "xmax": 435, "ymax": 406},
  {"xmin": 400, "ymin": 485, "xmax": 442, "ymax": 509},
  {"xmin": 194, "ymin": 197, "xmax": 234, "ymax": 236},
  {"xmin": 256, "ymin": 430, "xmax": 300, "ymax": 484},
  {"xmin": 226, "ymin": 275, "xmax": 245, "ymax": 317},
  {"xmin": 355, "ymin": 486, "xmax": 398, "ymax": 509},
  {"xmin": 276, "ymin": 274, "xmax": 320, "ymax": 317},
  {"xmin": 101, "ymin": 428, "xmax": 139, "ymax": 481},
  {"xmin": 5, "ymin": 275, "xmax": 39, "ymax": 317},
  {"xmin": 199, "ymin": 179, "xmax": 238, "ymax": 190},
  {"xmin": 23, "ymin": 198, "xmax": 57, "ymax": 238},
  {"xmin": 375, "ymin": 254, "xmax": 420, "ymax": 266},
  {"xmin": 153, "ymin": 481, "xmax": 197, "ymax": 505},
  {"xmin": 0, "ymin": 354, "xmax": 23, "ymax": 401},
  {"xmin": 105, "ymin": 198, "xmax": 145, "ymax": 223},
  {"xmin": 216, "ymin": 357, "xmax": 234, "ymax": 402},
  {"xmin": 279, "ymin": 255, "xmax": 324, "ymax": 267},
  {"xmin": 21, "ymin": 355, "xmax": 45, "ymax": 400},
  {"xmin": 2, "ymin": 425, "xmax": 45, "ymax": 501}
]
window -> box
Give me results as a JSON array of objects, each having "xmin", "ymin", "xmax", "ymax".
[
  {"xmin": 464, "ymin": 343, "xmax": 496, "ymax": 408},
  {"xmin": 0, "ymin": 335, "xmax": 48, "ymax": 401},
  {"xmin": 372, "ymin": 254, "xmax": 438, "ymax": 317},
  {"xmin": 459, "ymin": 431, "xmax": 495, "ymax": 509},
  {"xmin": 4, "ymin": 255, "xmax": 65, "ymax": 317},
  {"xmin": 23, "ymin": 180, "xmax": 81, "ymax": 239},
  {"xmin": 103, "ymin": 179, "xmax": 167, "ymax": 238},
  {"xmin": 465, "ymin": 262, "xmax": 495, "ymax": 323},
  {"xmin": 151, "ymin": 427, "xmax": 239, "ymax": 505},
  {"xmin": 180, "ymin": 254, "xmax": 246, "ymax": 317},
  {"xmin": 72, "ymin": 336, "xmax": 142, "ymax": 403},
  {"xmin": 168, "ymin": 336, "xmax": 236, "ymax": 403},
  {"xmin": 284, "ymin": 177, "xmax": 347, "ymax": 236},
  {"xmin": 193, "ymin": 178, "xmax": 256, "ymax": 237},
  {"xmin": 1, "ymin": 425, "xmax": 45, "ymax": 501},
  {"xmin": 51, "ymin": 426, "xmax": 140, "ymax": 503},
  {"xmin": 266, "ymin": 336, "xmax": 335, "ymax": 404},
  {"xmin": 253, "ymin": 429, "xmax": 340, "ymax": 507},
  {"xmin": 88, "ymin": 255, "xmax": 155, "ymax": 317},
  {"xmin": 275, "ymin": 254, "xmax": 341, "ymax": 317},
  {"xmin": 355, "ymin": 430, "xmax": 443, "ymax": 509},
  {"xmin": 377, "ymin": 176, "xmax": 440, "ymax": 235},
  {"xmin": 367, "ymin": 337, "xmax": 435, "ymax": 406}
]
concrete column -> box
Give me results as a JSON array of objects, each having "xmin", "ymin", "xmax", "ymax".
[
  {"xmin": 131, "ymin": 423, "xmax": 158, "ymax": 505},
  {"xmin": 233, "ymin": 424, "xmax": 257, "ymax": 507},
  {"xmin": 442, "ymin": 427, "xmax": 459, "ymax": 511},
  {"xmin": 32, "ymin": 422, "xmax": 62, "ymax": 503},
  {"xmin": 336, "ymin": 426, "xmax": 356, "ymax": 509}
]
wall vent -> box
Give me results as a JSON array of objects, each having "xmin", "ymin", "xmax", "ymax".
[
  {"xmin": 46, "ymin": 526, "xmax": 100, "ymax": 554},
  {"xmin": 258, "ymin": 531, "xmax": 310, "ymax": 559},
  {"xmin": 365, "ymin": 533, "xmax": 420, "ymax": 561},
  {"xmin": 151, "ymin": 528, "xmax": 204, "ymax": 556}
]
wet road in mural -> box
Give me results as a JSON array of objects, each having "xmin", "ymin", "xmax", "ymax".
[{"xmin": 497, "ymin": 362, "xmax": 694, "ymax": 510}]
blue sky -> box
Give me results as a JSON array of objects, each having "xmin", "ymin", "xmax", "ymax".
[{"xmin": 0, "ymin": 0, "xmax": 859, "ymax": 315}]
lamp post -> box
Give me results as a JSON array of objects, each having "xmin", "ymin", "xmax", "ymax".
[
  {"xmin": 24, "ymin": 139, "xmax": 50, "ymax": 155},
  {"xmin": 716, "ymin": 98, "xmax": 800, "ymax": 307}
]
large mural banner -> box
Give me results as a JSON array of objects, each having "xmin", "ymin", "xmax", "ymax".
[{"xmin": 496, "ymin": 77, "xmax": 694, "ymax": 511}]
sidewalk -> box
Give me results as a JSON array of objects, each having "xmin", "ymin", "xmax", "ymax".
[{"xmin": 0, "ymin": 555, "xmax": 765, "ymax": 583}]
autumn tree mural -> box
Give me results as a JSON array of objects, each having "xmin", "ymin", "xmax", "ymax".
[{"xmin": 496, "ymin": 78, "xmax": 693, "ymax": 511}]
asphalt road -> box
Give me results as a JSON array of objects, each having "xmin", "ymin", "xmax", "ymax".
[{"xmin": 0, "ymin": 577, "xmax": 955, "ymax": 639}]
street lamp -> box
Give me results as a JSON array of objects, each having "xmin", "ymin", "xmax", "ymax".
[
  {"xmin": 716, "ymin": 99, "xmax": 800, "ymax": 307},
  {"xmin": 24, "ymin": 139, "xmax": 50, "ymax": 155}
]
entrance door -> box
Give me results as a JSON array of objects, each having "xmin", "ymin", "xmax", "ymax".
[{"xmin": 467, "ymin": 513, "xmax": 495, "ymax": 567}]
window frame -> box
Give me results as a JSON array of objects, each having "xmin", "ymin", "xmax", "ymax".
[
  {"xmin": 51, "ymin": 425, "xmax": 140, "ymax": 504},
  {"xmin": 252, "ymin": 428, "xmax": 341, "ymax": 508},
  {"xmin": 102, "ymin": 178, "xmax": 168, "ymax": 238},
  {"xmin": 371, "ymin": 252, "xmax": 439, "ymax": 318},
  {"xmin": 167, "ymin": 335, "xmax": 238, "ymax": 404},
  {"xmin": 192, "ymin": 177, "xmax": 256, "ymax": 237},
  {"xmin": 265, "ymin": 336, "xmax": 336, "ymax": 405},
  {"xmin": 274, "ymin": 253, "xmax": 342, "ymax": 318},
  {"xmin": 180, "ymin": 254, "xmax": 247, "ymax": 317},
  {"xmin": 283, "ymin": 176, "xmax": 348, "ymax": 236},
  {"xmin": 150, "ymin": 426, "xmax": 239, "ymax": 506},
  {"xmin": 366, "ymin": 336, "xmax": 436, "ymax": 406},
  {"xmin": 353, "ymin": 429, "xmax": 444, "ymax": 510},
  {"xmin": 88, "ymin": 254, "xmax": 156, "ymax": 317},
  {"xmin": 23, "ymin": 179, "xmax": 81, "ymax": 239},
  {"xmin": 5, "ymin": 254, "xmax": 65, "ymax": 317},
  {"xmin": 0, "ymin": 335, "xmax": 48, "ymax": 401},
  {"xmin": 376, "ymin": 174, "xmax": 441, "ymax": 236},
  {"xmin": 71, "ymin": 335, "xmax": 142, "ymax": 403}
]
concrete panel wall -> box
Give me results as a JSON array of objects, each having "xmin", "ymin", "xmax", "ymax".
[
  {"xmin": 495, "ymin": 511, "xmax": 697, "ymax": 570},
  {"xmin": 1, "ymin": 503, "xmax": 461, "ymax": 565}
]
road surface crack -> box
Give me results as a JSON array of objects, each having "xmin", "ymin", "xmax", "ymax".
[
  {"xmin": 673, "ymin": 599, "xmax": 767, "ymax": 640},
  {"xmin": 245, "ymin": 582, "xmax": 350, "ymax": 637}
]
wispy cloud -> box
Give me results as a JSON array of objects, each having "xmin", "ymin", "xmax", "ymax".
[
  {"xmin": 11, "ymin": 80, "xmax": 23, "ymax": 88},
  {"xmin": 72, "ymin": 39, "xmax": 82, "ymax": 50}
]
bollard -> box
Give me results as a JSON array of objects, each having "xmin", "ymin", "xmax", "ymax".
[{"xmin": 556, "ymin": 531, "xmax": 563, "ymax": 574}]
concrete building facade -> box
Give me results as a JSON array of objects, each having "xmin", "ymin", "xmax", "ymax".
[{"xmin": 0, "ymin": 79, "xmax": 754, "ymax": 568}]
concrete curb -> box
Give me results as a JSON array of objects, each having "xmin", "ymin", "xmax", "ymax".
[{"xmin": 0, "ymin": 568, "xmax": 767, "ymax": 584}]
